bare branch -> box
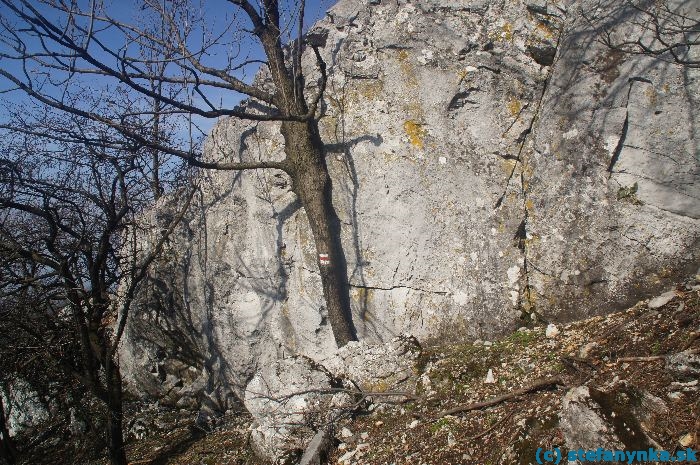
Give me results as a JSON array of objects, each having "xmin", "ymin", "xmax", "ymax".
[{"xmin": 108, "ymin": 185, "xmax": 197, "ymax": 360}]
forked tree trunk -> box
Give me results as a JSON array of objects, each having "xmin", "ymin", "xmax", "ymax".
[{"xmin": 282, "ymin": 119, "xmax": 357, "ymax": 347}]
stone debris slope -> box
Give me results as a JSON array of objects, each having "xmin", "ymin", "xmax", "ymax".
[
  {"xmin": 326, "ymin": 278, "xmax": 700, "ymax": 465},
  {"xmin": 62, "ymin": 274, "xmax": 695, "ymax": 465}
]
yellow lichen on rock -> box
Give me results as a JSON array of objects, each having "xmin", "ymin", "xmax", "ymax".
[
  {"xmin": 357, "ymin": 80, "xmax": 384, "ymax": 101},
  {"xmin": 644, "ymin": 86, "xmax": 658, "ymax": 106},
  {"xmin": 507, "ymin": 97, "xmax": 522, "ymax": 117},
  {"xmin": 535, "ymin": 21, "xmax": 555, "ymax": 40},
  {"xmin": 501, "ymin": 157, "xmax": 517, "ymax": 174},
  {"xmin": 457, "ymin": 67, "xmax": 477, "ymax": 82},
  {"xmin": 404, "ymin": 120, "xmax": 426, "ymax": 148},
  {"xmin": 397, "ymin": 49, "xmax": 419, "ymax": 89},
  {"xmin": 502, "ymin": 22, "xmax": 514, "ymax": 41}
]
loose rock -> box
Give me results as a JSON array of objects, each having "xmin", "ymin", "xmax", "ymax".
[{"xmin": 649, "ymin": 290, "xmax": 678, "ymax": 309}]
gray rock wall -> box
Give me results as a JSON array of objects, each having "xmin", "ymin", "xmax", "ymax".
[{"xmin": 120, "ymin": 0, "xmax": 699, "ymax": 404}]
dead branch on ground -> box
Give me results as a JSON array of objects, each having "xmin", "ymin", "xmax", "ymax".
[{"xmin": 433, "ymin": 376, "xmax": 566, "ymax": 420}]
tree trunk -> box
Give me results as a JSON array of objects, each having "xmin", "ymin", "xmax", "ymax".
[
  {"xmin": 105, "ymin": 366, "xmax": 127, "ymax": 465},
  {"xmin": 0, "ymin": 394, "xmax": 16, "ymax": 465},
  {"xmin": 282, "ymin": 119, "xmax": 357, "ymax": 347}
]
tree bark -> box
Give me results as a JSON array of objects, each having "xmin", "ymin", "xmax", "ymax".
[
  {"xmin": 105, "ymin": 367, "xmax": 127, "ymax": 465},
  {"xmin": 282, "ymin": 119, "xmax": 357, "ymax": 347},
  {"xmin": 0, "ymin": 394, "xmax": 16, "ymax": 465}
]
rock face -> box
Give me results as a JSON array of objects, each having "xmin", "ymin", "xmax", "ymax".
[{"xmin": 120, "ymin": 0, "xmax": 699, "ymax": 410}]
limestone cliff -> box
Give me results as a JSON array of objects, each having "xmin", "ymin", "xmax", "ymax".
[{"xmin": 119, "ymin": 0, "xmax": 699, "ymax": 408}]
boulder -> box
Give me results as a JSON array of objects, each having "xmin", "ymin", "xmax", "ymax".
[
  {"xmin": 244, "ymin": 336, "xmax": 422, "ymax": 462},
  {"xmin": 560, "ymin": 384, "xmax": 663, "ymax": 457},
  {"xmin": 243, "ymin": 356, "xmax": 353, "ymax": 463},
  {"xmin": 320, "ymin": 335, "xmax": 421, "ymax": 393},
  {"xmin": 666, "ymin": 349, "xmax": 700, "ymax": 381},
  {"xmin": 648, "ymin": 290, "xmax": 678, "ymax": 309}
]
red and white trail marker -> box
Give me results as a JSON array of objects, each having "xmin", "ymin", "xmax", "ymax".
[{"xmin": 319, "ymin": 253, "xmax": 330, "ymax": 266}]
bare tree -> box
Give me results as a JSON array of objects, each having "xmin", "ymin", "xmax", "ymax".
[
  {"xmin": 0, "ymin": 107, "xmax": 194, "ymax": 465},
  {"xmin": 0, "ymin": 0, "xmax": 357, "ymax": 346},
  {"xmin": 0, "ymin": 284, "xmax": 85, "ymax": 464}
]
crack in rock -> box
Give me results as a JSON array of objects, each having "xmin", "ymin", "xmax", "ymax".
[
  {"xmin": 349, "ymin": 283, "xmax": 448, "ymax": 296},
  {"xmin": 608, "ymin": 77, "xmax": 653, "ymax": 177}
]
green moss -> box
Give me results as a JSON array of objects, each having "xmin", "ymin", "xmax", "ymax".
[
  {"xmin": 506, "ymin": 330, "xmax": 538, "ymax": 347},
  {"xmin": 617, "ymin": 182, "xmax": 643, "ymax": 205},
  {"xmin": 429, "ymin": 417, "xmax": 454, "ymax": 434}
]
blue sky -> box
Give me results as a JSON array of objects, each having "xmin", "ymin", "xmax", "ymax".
[{"xmin": 0, "ymin": 0, "xmax": 339, "ymax": 137}]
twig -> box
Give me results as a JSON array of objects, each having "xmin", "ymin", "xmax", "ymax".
[
  {"xmin": 468, "ymin": 410, "xmax": 515, "ymax": 441},
  {"xmin": 18, "ymin": 352, "xmax": 40, "ymax": 370},
  {"xmin": 434, "ymin": 376, "xmax": 565, "ymax": 420}
]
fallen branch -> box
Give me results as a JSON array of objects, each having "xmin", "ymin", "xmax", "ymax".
[
  {"xmin": 617, "ymin": 347, "xmax": 700, "ymax": 363},
  {"xmin": 298, "ymin": 427, "xmax": 333, "ymax": 465},
  {"xmin": 617, "ymin": 355, "xmax": 665, "ymax": 362},
  {"xmin": 434, "ymin": 376, "xmax": 565, "ymax": 420},
  {"xmin": 361, "ymin": 390, "xmax": 419, "ymax": 402},
  {"xmin": 247, "ymin": 387, "xmax": 418, "ymax": 403}
]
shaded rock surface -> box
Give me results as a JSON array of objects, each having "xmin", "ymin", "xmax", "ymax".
[
  {"xmin": 0, "ymin": 379, "xmax": 49, "ymax": 437},
  {"xmin": 243, "ymin": 356, "xmax": 352, "ymax": 463},
  {"xmin": 243, "ymin": 336, "xmax": 421, "ymax": 462},
  {"xmin": 560, "ymin": 385, "xmax": 649, "ymax": 455},
  {"xmin": 120, "ymin": 0, "xmax": 700, "ymax": 409}
]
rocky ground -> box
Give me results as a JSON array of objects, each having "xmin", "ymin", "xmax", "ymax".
[
  {"xmin": 13, "ymin": 276, "xmax": 699, "ymax": 465},
  {"xmin": 326, "ymin": 284, "xmax": 699, "ymax": 465}
]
